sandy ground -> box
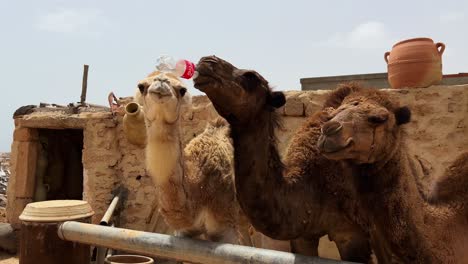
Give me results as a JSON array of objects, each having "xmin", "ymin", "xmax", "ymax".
[
  {"xmin": 0, "ymin": 252, "xmax": 17, "ymax": 264},
  {"xmin": 0, "ymin": 240, "xmax": 369, "ymax": 264}
]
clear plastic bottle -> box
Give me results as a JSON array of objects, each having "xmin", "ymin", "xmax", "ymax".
[{"xmin": 156, "ymin": 55, "xmax": 198, "ymax": 79}]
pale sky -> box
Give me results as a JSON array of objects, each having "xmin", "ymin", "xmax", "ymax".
[{"xmin": 0, "ymin": 0, "xmax": 467, "ymax": 151}]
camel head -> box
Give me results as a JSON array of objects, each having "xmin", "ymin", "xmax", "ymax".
[
  {"xmin": 317, "ymin": 84, "xmax": 411, "ymax": 164},
  {"xmin": 136, "ymin": 71, "xmax": 190, "ymax": 124},
  {"xmin": 194, "ymin": 55, "xmax": 285, "ymax": 125}
]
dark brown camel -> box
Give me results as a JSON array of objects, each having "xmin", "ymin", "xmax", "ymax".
[
  {"xmin": 193, "ymin": 56, "xmax": 372, "ymax": 262},
  {"xmin": 317, "ymin": 84, "xmax": 468, "ymax": 263}
]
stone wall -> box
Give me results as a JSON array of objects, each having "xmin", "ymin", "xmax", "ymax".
[{"xmin": 5, "ymin": 85, "xmax": 467, "ymax": 256}]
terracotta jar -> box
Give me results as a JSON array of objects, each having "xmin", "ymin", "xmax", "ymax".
[{"xmin": 384, "ymin": 38, "xmax": 445, "ymax": 89}]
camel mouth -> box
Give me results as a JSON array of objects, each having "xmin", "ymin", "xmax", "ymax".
[
  {"xmin": 149, "ymin": 90, "xmax": 171, "ymax": 99},
  {"xmin": 193, "ymin": 74, "xmax": 217, "ymax": 90},
  {"xmin": 318, "ymin": 137, "xmax": 354, "ymax": 154}
]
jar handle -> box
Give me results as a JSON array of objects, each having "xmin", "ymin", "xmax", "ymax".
[
  {"xmin": 436, "ymin": 42, "xmax": 445, "ymax": 55},
  {"xmin": 384, "ymin": 52, "xmax": 390, "ymax": 63}
]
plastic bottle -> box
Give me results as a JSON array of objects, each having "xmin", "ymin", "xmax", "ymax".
[{"xmin": 155, "ymin": 55, "xmax": 198, "ymax": 79}]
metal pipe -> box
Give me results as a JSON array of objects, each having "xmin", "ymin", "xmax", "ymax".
[
  {"xmin": 58, "ymin": 221, "xmax": 356, "ymax": 264},
  {"xmin": 100, "ymin": 196, "xmax": 119, "ymax": 226},
  {"xmin": 106, "ymin": 224, "xmax": 115, "ymax": 258},
  {"xmin": 97, "ymin": 196, "xmax": 119, "ymax": 264},
  {"xmin": 95, "ymin": 246, "xmax": 107, "ymax": 264}
]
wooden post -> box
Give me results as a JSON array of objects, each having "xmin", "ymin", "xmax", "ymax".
[{"xmin": 80, "ymin": 65, "xmax": 89, "ymax": 104}]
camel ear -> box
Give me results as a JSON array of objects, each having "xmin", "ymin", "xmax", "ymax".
[
  {"xmin": 137, "ymin": 83, "xmax": 148, "ymax": 94},
  {"xmin": 267, "ymin": 91, "xmax": 286, "ymax": 108},
  {"xmin": 175, "ymin": 87, "xmax": 192, "ymax": 106},
  {"xmin": 394, "ymin": 106, "xmax": 411, "ymax": 125}
]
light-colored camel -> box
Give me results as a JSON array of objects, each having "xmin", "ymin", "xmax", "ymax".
[
  {"xmin": 317, "ymin": 84, "xmax": 468, "ymax": 263},
  {"xmin": 193, "ymin": 56, "xmax": 372, "ymax": 262},
  {"xmin": 132, "ymin": 70, "xmax": 252, "ymax": 245}
]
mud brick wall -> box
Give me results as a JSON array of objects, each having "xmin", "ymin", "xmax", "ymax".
[
  {"xmin": 6, "ymin": 112, "xmax": 119, "ymax": 228},
  {"xmin": 119, "ymin": 84, "xmax": 468, "ymax": 233},
  {"xmin": 6, "ymin": 85, "xmax": 467, "ymax": 236}
]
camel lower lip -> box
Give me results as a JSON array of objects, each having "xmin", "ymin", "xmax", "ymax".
[
  {"xmin": 149, "ymin": 92, "xmax": 170, "ymax": 98},
  {"xmin": 193, "ymin": 76, "xmax": 213, "ymax": 89},
  {"xmin": 322, "ymin": 137, "xmax": 354, "ymax": 153}
]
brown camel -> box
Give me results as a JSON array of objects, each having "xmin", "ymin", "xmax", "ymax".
[
  {"xmin": 134, "ymin": 70, "xmax": 252, "ymax": 245},
  {"xmin": 193, "ymin": 56, "xmax": 372, "ymax": 262},
  {"xmin": 317, "ymin": 84, "xmax": 468, "ymax": 263}
]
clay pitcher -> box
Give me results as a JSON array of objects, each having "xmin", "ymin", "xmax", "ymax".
[
  {"xmin": 384, "ymin": 38, "xmax": 445, "ymax": 89},
  {"xmin": 123, "ymin": 102, "xmax": 147, "ymax": 146}
]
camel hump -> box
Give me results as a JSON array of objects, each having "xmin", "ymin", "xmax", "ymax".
[
  {"xmin": 184, "ymin": 119, "xmax": 234, "ymax": 185},
  {"xmin": 430, "ymin": 152, "xmax": 468, "ymax": 206}
]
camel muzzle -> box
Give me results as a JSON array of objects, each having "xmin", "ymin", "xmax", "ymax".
[{"xmin": 321, "ymin": 121, "xmax": 343, "ymax": 136}]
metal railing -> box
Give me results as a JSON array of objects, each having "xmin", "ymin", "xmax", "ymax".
[{"xmin": 58, "ymin": 221, "xmax": 357, "ymax": 264}]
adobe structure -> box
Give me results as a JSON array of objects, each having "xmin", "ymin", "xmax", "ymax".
[{"xmin": 4, "ymin": 84, "xmax": 468, "ymax": 259}]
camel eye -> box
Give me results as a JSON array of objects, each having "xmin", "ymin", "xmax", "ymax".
[
  {"xmin": 241, "ymin": 71, "xmax": 261, "ymax": 91},
  {"xmin": 368, "ymin": 115, "xmax": 388, "ymax": 124},
  {"xmin": 352, "ymin": 101, "xmax": 359, "ymax": 106},
  {"xmin": 179, "ymin": 88, "xmax": 187, "ymax": 97}
]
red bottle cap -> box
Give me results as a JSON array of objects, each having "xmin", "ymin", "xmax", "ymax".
[{"xmin": 181, "ymin": 60, "xmax": 196, "ymax": 79}]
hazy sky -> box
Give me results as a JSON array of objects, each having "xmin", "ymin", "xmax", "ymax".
[{"xmin": 0, "ymin": 0, "xmax": 467, "ymax": 151}]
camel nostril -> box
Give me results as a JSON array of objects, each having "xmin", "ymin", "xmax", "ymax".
[
  {"xmin": 321, "ymin": 121, "xmax": 343, "ymax": 136},
  {"xmin": 149, "ymin": 86, "xmax": 171, "ymax": 96},
  {"xmin": 201, "ymin": 56, "xmax": 219, "ymax": 65}
]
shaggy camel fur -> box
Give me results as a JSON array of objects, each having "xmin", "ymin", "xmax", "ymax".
[
  {"xmin": 317, "ymin": 84, "xmax": 468, "ymax": 263},
  {"xmin": 135, "ymin": 71, "xmax": 251, "ymax": 244},
  {"xmin": 193, "ymin": 56, "xmax": 372, "ymax": 262}
]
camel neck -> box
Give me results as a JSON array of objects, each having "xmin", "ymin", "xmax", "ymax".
[
  {"xmin": 352, "ymin": 144, "xmax": 425, "ymax": 198},
  {"xmin": 230, "ymin": 111, "xmax": 308, "ymax": 239},
  {"xmin": 231, "ymin": 113, "xmax": 284, "ymax": 183},
  {"xmin": 352, "ymin": 146, "xmax": 445, "ymax": 262},
  {"xmin": 146, "ymin": 118, "xmax": 184, "ymax": 186},
  {"xmin": 147, "ymin": 118, "xmax": 180, "ymax": 143},
  {"xmin": 145, "ymin": 118, "xmax": 194, "ymax": 229},
  {"xmin": 353, "ymin": 148, "xmax": 409, "ymax": 194},
  {"xmin": 146, "ymin": 119, "xmax": 184, "ymax": 185}
]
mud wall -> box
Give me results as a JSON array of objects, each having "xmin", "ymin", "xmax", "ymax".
[
  {"xmin": 6, "ymin": 85, "xmax": 467, "ymax": 245},
  {"xmin": 6, "ymin": 112, "xmax": 119, "ymax": 228},
  {"xmin": 117, "ymin": 84, "xmax": 468, "ymax": 233}
]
